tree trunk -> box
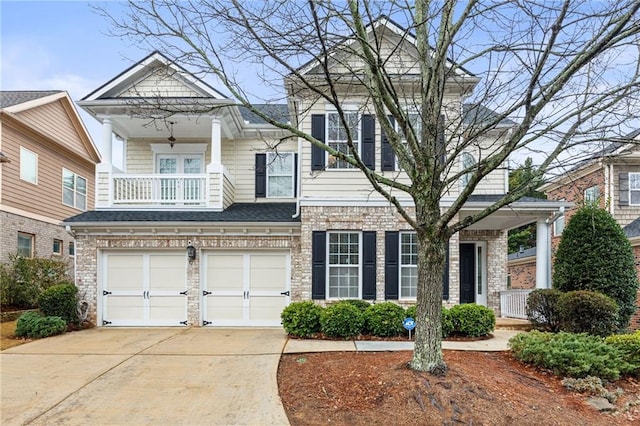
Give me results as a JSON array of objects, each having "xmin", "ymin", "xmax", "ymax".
[{"xmin": 410, "ymin": 217, "xmax": 447, "ymax": 375}]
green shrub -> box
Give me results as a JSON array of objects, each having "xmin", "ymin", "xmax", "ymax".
[
  {"xmin": 38, "ymin": 282, "xmax": 78, "ymax": 324},
  {"xmin": 406, "ymin": 305, "xmax": 454, "ymax": 338},
  {"xmin": 320, "ymin": 302, "xmax": 365, "ymax": 338},
  {"xmin": 449, "ymin": 304, "xmax": 495, "ymax": 337},
  {"xmin": 15, "ymin": 311, "xmax": 66, "ymax": 339},
  {"xmin": 364, "ymin": 302, "xmax": 406, "ymax": 337},
  {"xmin": 557, "ymin": 290, "xmax": 618, "ymax": 337},
  {"xmin": 553, "ymin": 205, "xmax": 639, "ymax": 329},
  {"xmin": 605, "ymin": 331, "xmax": 640, "ymax": 375},
  {"xmin": 1, "ymin": 255, "xmax": 70, "ymax": 308},
  {"xmin": 340, "ymin": 299, "xmax": 371, "ymax": 312},
  {"xmin": 526, "ymin": 289, "xmax": 562, "ymax": 332},
  {"xmin": 509, "ymin": 331, "xmax": 631, "ymax": 380},
  {"xmin": 281, "ymin": 301, "xmax": 323, "ymax": 337}
]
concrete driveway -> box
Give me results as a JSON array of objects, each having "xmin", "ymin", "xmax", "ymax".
[{"xmin": 1, "ymin": 328, "xmax": 289, "ymax": 425}]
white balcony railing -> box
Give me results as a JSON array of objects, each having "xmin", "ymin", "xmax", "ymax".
[
  {"xmin": 499, "ymin": 289, "xmax": 534, "ymax": 319},
  {"xmin": 112, "ymin": 174, "xmax": 208, "ymax": 206}
]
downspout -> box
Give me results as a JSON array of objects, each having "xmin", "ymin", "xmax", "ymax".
[{"xmin": 292, "ymin": 134, "xmax": 302, "ymax": 219}]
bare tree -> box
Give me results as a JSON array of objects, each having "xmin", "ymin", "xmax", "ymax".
[{"xmin": 98, "ymin": 0, "xmax": 640, "ymax": 374}]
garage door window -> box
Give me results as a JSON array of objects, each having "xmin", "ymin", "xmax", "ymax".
[{"xmin": 327, "ymin": 232, "xmax": 360, "ymax": 298}]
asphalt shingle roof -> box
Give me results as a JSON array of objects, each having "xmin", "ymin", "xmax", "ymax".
[
  {"xmin": 507, "ymin": 246, "xmax": 537, "ymax": 261},
  {"xmin": 239, "ymin": 104, "xmax": 289, "ymax": 125},
  {"xmin": 0, "ymin": 91, "xmax": 62, "ymax": 108},
  {"xmin": 462, "ymin": 103, "xmax": 516, "ymax": 127},
  {"xmin": 64, "ymin": 203, "xmax": 300, "ymax": 224},
  {"xmin": 623, "ymin": 217, "xmax": 640, "ymax": 238}
]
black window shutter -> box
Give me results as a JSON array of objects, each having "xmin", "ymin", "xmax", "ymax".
[
  {"xmin": 361, "ymin": 114, "xmax": 375, "ymax": 170},
  {"xmin": 255, "ymin": 153, "xmax": 266, "ymax": 198},
  {"xmin": 384, "ymin": 231, "xmax": 399, "ymax": 299},
  {"xmin": 311, "ymin": 115, "xmax": 325, "ymax": 170},
  {"xmin": 442, "ymin": 240, "xmax": 450, "ymax": 300},
  {"xmin": 293, "ymin": 153, "xmax": 298, "ymax": 197},
  {"xmin": 362, "ymin": 231, "xmax": 376, "ymax": 300},
  {"xmin": 312, "ymin": 231, "xmax": 326, "ymax": 299},
  {"xmin": 620, "ymin": 172, "xmax": 629, "ymax": 206},
  {"xmin": 437, "ymin": 114, "xmax": 446, "ymax": 166},
  {"xmin": 382, "ymin": 116, "xmax": 396, "ymax": 171}
]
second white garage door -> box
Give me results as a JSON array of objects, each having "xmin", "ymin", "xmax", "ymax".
[{"xmin": 202, "ymin": 251, "xmax": 290, "ymax": 326}]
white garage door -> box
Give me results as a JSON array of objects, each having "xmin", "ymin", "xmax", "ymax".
[
  {"xmin": 102, "ymin": 251, "xmax": 188, "ymax": 326},
  {"xmin": 202, "ymin": 251, "xmax": 290, "ymax": 326}
]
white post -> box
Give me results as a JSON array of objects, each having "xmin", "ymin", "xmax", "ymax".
[
  {"xmin": 98, "ymin": 118, "xmax": 113, "ymax": 172},
  {"xmin": 535, "ymin": 219, "xmax": 549, "ymax": 289},
  {"xmin": 208, "ymin": 117, "xmax": 222, "ymax": 170}
]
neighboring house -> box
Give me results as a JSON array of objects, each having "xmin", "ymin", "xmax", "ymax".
[
  {"xmin": 0, "ymin": 91, "xmax": 100, "ymax": 274},
  {"xmin": 65, "ymin": 18, "xmax": 566, "ymax": 327},
  {"xmin": 508, "ymin": 133, "xmax": 640, "ymax": 330}
]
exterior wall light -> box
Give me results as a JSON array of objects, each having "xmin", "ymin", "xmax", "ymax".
[{"xmin": 187, "ymin": 240, "xmax": 196, "ymax": 262}]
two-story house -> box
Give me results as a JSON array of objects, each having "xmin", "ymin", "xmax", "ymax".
[
  {"xmin": 0, "ymin": 91, "xmax": 100, "ymax": 273},
  {"xmin": 65, "ymin": 19, "xmax": 567, "ymax": 327}
]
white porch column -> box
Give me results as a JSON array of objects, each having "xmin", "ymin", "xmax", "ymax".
[
  {"xmin": 535, "ymin": 219, "xmax": 549, "ymax": 289},
  {"xmin": 208, "ymin": 116, "xmax": 222, "ymax": 169},
  {"xmin": 97, "ymin": 118, "xmax": 113, "ymax": 172}
]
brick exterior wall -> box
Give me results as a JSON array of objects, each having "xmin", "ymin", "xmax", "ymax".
[
  {"xmin": 507, "ymin": 257, "xmax": 536, "ymax": 289},
  {"xmin": 630, "ymin": 243, "xmax": 640, "ymax": 331},
  {"xmin": 74, "ymin": 233, "xmax": 301, "ymax": 326},
  {"xmin": 0, "ymin": 210, "xmax": 75, "ymax": 275}
]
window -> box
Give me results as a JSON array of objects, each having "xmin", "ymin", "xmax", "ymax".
[
  {"xmin": 53, "ymin": 239, "xmax": 62, "ymax": 255},
  {"xmin": 17, "ymin": 233, "xmax": 34, "ymax": 257},
  {"xmin": 69, "ymin": 241, "xmax": 75, "ymax": 257},
  {"xmin": 460, "ymin": 152, "xmax": 476, "ymax": 189},
  {"xmin": 267, "ymin": 152, "xmax": 294, "ymax": 197},
  {"xmin": 395, "ymin": 113, "xmax": 420, "ymax": 170},
  {"xmin": 62, "ymin": 169, "xmax": 87, "ymax": 210},
  {"xmin": 400, "ymin": 232, "xmax": 418, "ymax": 299},
  {"xmin": 20, "ymin": 147, "xmax": 38, "ymax": 184},
  {"xmin": 584, "ymin": 185, "xmax": 600, "ymax": 203},
  {"xmin": 554, "ymin": 215, "xmax": 565, "ymax": 236},
  {"xmin": 327, "ymin": 232, "xmax": 360, "ymax": 298},
  {"xmin": 630, "ymin": 173, "xmax": 640, "ymax": 205},
  {"xmin": 327, "ymin": 111, "xmax": 359, "ymax": 169}
]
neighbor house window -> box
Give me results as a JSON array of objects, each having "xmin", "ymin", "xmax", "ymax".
[
  {"xmin": 53, "ymin": 239, "xmax": 62, "ymax": 255},
  {"xmin": 20, "ymin": 147, "xmax": 38, "ymax": 184},
  {"xmin": 460, "ymin": 152, "xmax": 476, "ymax": 189},
  {"xmin": 62, "ymin": 168, "xmax": 87, "ymax": 210},
  {"xmin": 584, "ymin": 185, "xmax": 600, "ymax": 203},
  {"xmin": 400, "ymin": 232, "xmax": 418, "ymax": 299},
  {"xmin": 327, "ymin": 111, "xmax": 359, "ymax": 169},
  {"xmin": 327, "ymin": 232, "xmax": 360, "ymax": 298},
  {"xmin": 69, "ymin": 241, "xmax": 75, "ymax": 257},
  {"xmin": 554, "ymin": 215, "xmax": 565, "ymax": 236},
  {"xmin": 17, "ymin": 233, "xmax": 34, "ymax": 257},
  {"xmin": 630, "ymin": 173, "xmax": 640, "ymax": 205},
  {"xmin": 267, "ymin": 152, "xmax": 294, "ymax": 198}
]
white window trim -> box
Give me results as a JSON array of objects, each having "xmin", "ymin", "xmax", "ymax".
[
  {"xmin": 266, "ymin": 152, "xmax": 295, "ymax": 198},
  {"xmin": 19, "ymin": 146, "xmax": 38, "ymax": 184},
  {"xmin": 399, "ymin": 231, "xmax": 418, "ymax": 300},
  {"xmin": 325, "ymin": 107, "xmax": 361, "ymax": 170},
  {"xmin": 17, "ymin": 232, "xmax": 35, "ymax": 258},
  {"xmin": 62, "ymin": 168, "xmax": 88, "ymax": 211},
  {"xmin": 326, "ymin": 231, "xmax": 362, "ymax": 299},
  {"xmin": 584, "ymin": 185, "xmax": 600, "ymax": 203},
  {"xmin": 53, "ymin": 239, "xmax": 63, "ymax": 256},
  {"xmin": 553, "ymin": 216, "xmax": 565, "ymax": 237},
  {"xmin": 630, "ymin": 172, "xmax": 640, "ymax": 206}
]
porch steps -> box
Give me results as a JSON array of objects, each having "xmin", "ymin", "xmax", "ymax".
[{"xmin": 495, "ymin": 318, "xmax": 532, "ymax": 331}]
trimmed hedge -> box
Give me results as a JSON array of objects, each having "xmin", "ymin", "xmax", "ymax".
[
  {"xmin": 281, "ymin": 301, "xmax": 323, "ymax": 337},
  {"xmin": 526, "ymin": 289, "xmax": 562, "ymax": 332},
  {"xmin": 364, "ymin": 302, "xmax": 406, "ymax": 337},
  {"xmin": 15, "ymin": 311, "xmax": 67, "ymax": 339},
  {"xmin": 320, "ymin": 302, "xmax": 365, "ymax": 338},
  {"xmin": 557, "ymin": 290, "xmax": 618, "ymax": 337},
  {"xmin": 449, "ymin": 304, "xmax": 495, "ymax": 337},
  {"xmin": 38, "ymin": 282, "xmax": 78, "ymax": 324}
]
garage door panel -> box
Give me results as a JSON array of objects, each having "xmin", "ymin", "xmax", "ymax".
[
  {"xmin": 206, "ymin": 296, "xmax": 244, "ymax": 324},
  {"xmin": 105, "ymin": 296, "xmax": 145, "ymax": 324},
  {"xmin": 207, "ymin": 254, "xmax": 244, "ymax": 291},
  {"xmin": 106, "ymin": 255, "xmax": 144, "ymax": 291},
  {"xmin": 149, "ymin": 254, "xmax": 186, "ymax": 291},
  {"xmin": 149, "ymin": 296, "xmax": 187, "ymax": 323},
  {"xmin": 250, "ymin": 254, "xmax": 287, "ymax": 291},
  {"xmin": 249, "ymin": 296, "xmax": 284, "ymax": 325}
]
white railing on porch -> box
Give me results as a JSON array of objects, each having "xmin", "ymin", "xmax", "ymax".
[
  {"xmin": 500, "ymin": 289, "xmax": 534, "ymax": 319},
  {"xmin": 112, "ymin": 174, "xmax": 208, "ymax": 206}
]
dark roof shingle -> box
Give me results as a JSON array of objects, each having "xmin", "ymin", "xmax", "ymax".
[
  {"xmin": 0, "ymin": 91, "xmax": 62, "ymax": 108},
  {"xmin": 623, "ymin": 217, "xmax": 640, "ymax": 238},
  {"xmin": 239, "ymin": 104, "xmax": 289, "ymax": 125}
]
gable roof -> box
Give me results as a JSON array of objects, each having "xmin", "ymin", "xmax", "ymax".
[
  {"xmin": 82, "ymin": 51, "xmax": 227, "ymax": 101},
  {"xmin": 0, "ymin": 91, "xmax": 63, "ymax": 108},
  {"xmin": 624, "ymin": 217, "xmax": 640, "ymax": 239},
  {"xmin": 239, "ymin": 104, "xmax": 289, "ymax": 125}
]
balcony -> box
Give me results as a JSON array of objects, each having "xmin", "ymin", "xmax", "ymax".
[{"xmin": 111, "ymin": 174, "xmax": 208, "ymax": 207}]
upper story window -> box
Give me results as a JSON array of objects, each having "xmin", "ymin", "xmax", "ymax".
[
  {"xmin": 460, "ymin": 152, "xmax": 476, "ymax": 189},
  {"xmin": 553, "ymin": 215, "xmax": 565, "ymax": 236},
  {"xmin": 327, "ymin": 231, "xmax": 361, "ymax": 298},
  {"xmin": 327, "ymin": 111, "xmax": 359, "ymax": 169},
  {"xmin": 62, "ymin": 168, "xmax": 87, "ymax": 211},
  {"xmin": 630, "ymin": 173, "xmax": 640, "ymax": 205},
  {"xmin": 400, "ymin": 232, "xmax": 418, "ymax": 299},
  {"xmin": 584, "ymin": 185, "xmax": 600, "ymax": 203},
  {"xmin": 20, "ymin": 147, "xmax": 38, "ymax": 184},
  {"xmin": 17, "ymin": 232, "xmax": 34, "ymax": 258},
  {"xmin": 267, "ymin": 152, "xmax": 294, "ymax": 198}
]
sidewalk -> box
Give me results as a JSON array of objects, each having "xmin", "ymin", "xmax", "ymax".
[{"xmin": 283, "ymin": 329, "xmax": 523, "ymax": 354}]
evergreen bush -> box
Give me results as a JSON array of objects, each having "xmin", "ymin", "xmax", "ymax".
[
  {"xmin": 281, "ymin": 301, "xmax": 323, "ymax": 337},
  {"xmin": 526, "ymin": 289, "xmax": 563, "ymax": 332},
  {"xmin": 449, "ymin": 304, "xmax": 495, "ymax": 337},
  {"xmin": 320, "ymin": 302, "xmax": 365, "ymax": 338},
  {"xmin": 15, "ymin": 311, "xmax": 66, "ymax": 339},
  {"xmin": 605, "ymin": 331, "xmax": 640, "ymax": 375},
  {"xmin": 557, "ymin": 290, "xmax": 618, "ymax": 337},
  {"xmin": 38, "ymin": 282, "xmax": 78, "ymax": 324},
  {"xmin": 553, "ymin": 205, "xmax": 639, "ymax": 329},
  {"xmin": 406, "ymin": 305, "xmax": 454, "ymax": 338},
  {"xmin": 364, "ymin": 302, "xmax": 406, "ymax": 337}
]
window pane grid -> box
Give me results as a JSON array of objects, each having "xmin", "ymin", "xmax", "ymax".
[
  {"xmin": 400, "ymin": 232, "xmax": 418, "ymax": 299},
  {"xmin": 62, "ymin": 169, "xmax": 87, "ymax": 210},
  {"xmin": 631, "ymin": 173, "xmax": 640, "ymax": 205},
  {"xmin": 328, "ymin": 232, "xmax": 360, "ymax": 298},
  {"xmin": 267, "ymin": 153, "xmax": 294, "ymax": 198},
  {"xmin": 327, "ymin": 112, "xmax": 358, "ymax": 169}
]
